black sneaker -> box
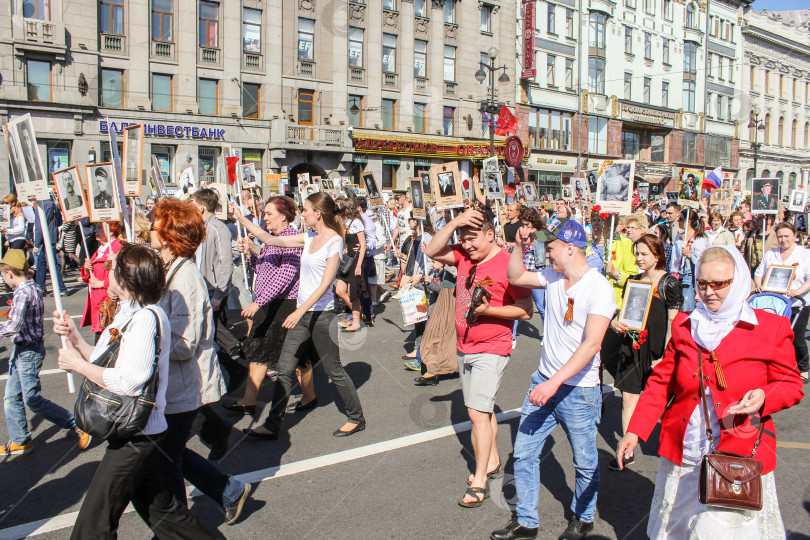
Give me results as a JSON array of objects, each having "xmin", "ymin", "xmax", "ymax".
[
  {"xmin": 608, "ymin": 454, "xmax": 634, "ymax": 471},
  {"xmin": 558, "ymin": 518, "xmax": 594, "ymax": 540}
]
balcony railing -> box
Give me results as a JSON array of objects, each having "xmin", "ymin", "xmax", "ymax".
[
  {"xmin": 243, "ymin": 52, "xmax": 263, "ymax": 70},
  {"xmin": 350, "ymin": 67, "xmax": 366, "ymax": 84},
  {"xmin": 199, "ymin": 46, "xmax": 220, "ymax": 64},
  {"xmin": 286, "ymin": 125, "xmax": 345, "ymax": 147},
  {"xmin": 383, "ymin": 72, "xmax": 398, "ymax": 87},
  {"xmin": 14, "ymin": 18, "xmax": 66, "ymax": 52},
  {"xmin": 415, "ymin": 77, "xmax": 429, "ymax": 93},
  {"xmin": 444, "ymin": 81, "xmax": 457, "ymax": 96},
  {"xmin": 151, "ymin": 40, "xmax": 174, "ymax": 59},
  {"xmin": 298, "ymin": 60, "xmax": 315, "ymax": 76}
]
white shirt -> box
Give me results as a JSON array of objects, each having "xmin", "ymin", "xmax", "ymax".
[
  {"xmin": 5, "ymin": 215, "xmax": 27, "ymax": 243},
  {"xmin": 535, "ymin": 267, "xmax": 616, "ymax": 387},
  {"xmin": 360, "ymin": 212, "xmax": 376, "ymax": 256},
  {"xmin": 94, "ymin": 301, "xmax": 172, "ymax": 436},
  {"xmin": 755, "ymin": 245, "xmax": 810, "ymax": 306},
  {"xmin": 671, "ymin": 233, "xmax": 707, "ymax": 274},
  {"xmin": 299, "ymin": 232, "xmax": 344, "ymax": 311},
  {"xmin": 681, "ymin": 385, "xmax": 723, "ymax": 465}
]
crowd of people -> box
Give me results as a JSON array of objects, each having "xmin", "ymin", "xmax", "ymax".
[{"xmin": 0, "ymin": 173, "xmax": 806, "ymax": 540}]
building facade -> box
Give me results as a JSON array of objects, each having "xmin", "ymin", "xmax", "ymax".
[
  {"xmin": 738, "ymin": 8, "xmax": 810, "ymax": 194},
  {"xmin": 1, "ymin": 0, "xmax": 517, "ymax": 196}
]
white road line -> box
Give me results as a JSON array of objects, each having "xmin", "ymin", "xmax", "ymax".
[
  {"xmin": 0, "ymin": 408, "xmax": 523, "ymax": 539},
  {"xmin": 0, "ymin": 368, "xmax": 65, "ymax": 381},
  {"xmin": 43, "ymin": 315, "xmax": 82, "ymax": 321}
]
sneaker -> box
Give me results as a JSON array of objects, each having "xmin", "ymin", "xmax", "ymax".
[
  {"xmin": 404, "ymin": 359, "xmax": 422, "ymax": 371},
  {"xmin": 512, "ymin": 339, "xmax": 517, "ymax": 350},
  {"xmin": 224, "ymin": 483, "xmax": 250, "ymax": 525},
  {"xmin": 75, "ymin": 428, "xmax": 92, "ymax": 450},
  {"xmin": 0, "ymin": 440, "xmax": 33, "ymax": 456},
  {"xmin": 558, "ymin": 518, "xmax": 594, "ymax": 540},
  {"xmin": 392, "ymin": 291, "xmax": 402, "ymax": 300},
  {"xmin": 379, "ymin": 291, "xmax": 391, "ymax": 302},
  {"xmin": 608, "ymin": 455, "xmax": 634, "ymax": 471}
]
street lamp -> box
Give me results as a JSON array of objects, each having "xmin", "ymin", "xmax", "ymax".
[
  {"xmin": 748, "ymin": 105, "xmax": 766, "ymax": 178},
  {"xmin": 476, "ymin": 48, "xmax": 510, "ymax": 157}
]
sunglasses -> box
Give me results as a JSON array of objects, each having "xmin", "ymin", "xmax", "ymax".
[
  {"xmin": 465, "ymin": 265, "xmax": 478, "ymax": 290},
  {"xmin": 696, "ymin": 278, "xmax": 733, "ymax": 292}
]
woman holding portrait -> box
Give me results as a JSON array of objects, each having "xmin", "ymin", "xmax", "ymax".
[{"xmin": 80, "ymin": 221, "xmax": 122, "ymax": 341}]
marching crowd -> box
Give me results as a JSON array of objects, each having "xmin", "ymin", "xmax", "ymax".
[{"xmin": 0, "ymin": 173, "xmax": 806, "ymax": 540}]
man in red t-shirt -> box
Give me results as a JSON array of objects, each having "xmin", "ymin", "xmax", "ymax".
[{"xmin": 425, "ymin": 208, "xmax": 532, "ymax": 508}]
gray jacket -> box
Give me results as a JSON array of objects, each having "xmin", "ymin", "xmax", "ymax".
[
  {"xmin": 158, "ymin": 258, "xmax": 225, "ymax": 414},
  {"xmin": 198, "ymin": 214, "xmax": 233, "ymax": 303}
]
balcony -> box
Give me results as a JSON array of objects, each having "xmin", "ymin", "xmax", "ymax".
[
  {"xmin": 588, "ymin": 0, "xmax": 616, "ymax": 17},
  {"xmin": 349, "ymin": 67, "xmax": 366, "ymax": 84},
  {"xmin": 415, "ymin": 77, "xmax": 429, "ymax": 94},
  {"xmin": 286, "ymin": 125, "xmax": 345, "ymax": 147},
  {"xmin": 383, "ymin": 72, "xmax": 398, "ymax": 88},
  {"xmin": 12, "ymin": 18, "xmax": 66, "ymax": 57},
  {"xmin": 101, "ymin": 33, "xmax": 126, "ymax": 54},
  {"xmin": 199, "ymin": 46, "xmax": 221, "ymax": 65},
  {"xmin": 298, "ymin": 60, "xmax": 315, "ymax": 76},
  {"xmin": 445, "ymin": 81, "xmax": 458, "ymax": 97},
  {"xmin": 683, "ymin": 26, "xmax": 704, "ymax": 44},
  {"xmin": 151, "ymin": 40, "xmax": 174, "ymax": 60},
  {"xmin": 243, "ymin": 52, "xmax": 264, "ymax": 71}
]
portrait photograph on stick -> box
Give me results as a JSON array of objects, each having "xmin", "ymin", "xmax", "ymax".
[
  {"xmin": 0, "ymin": 204, "xmax": 9, "ymax": 228},
  {"xmin": 121, "ymin": 124, "xmax": 143, "ymax": 196},
  {"xmin": 208, "ymin": 182, "xmax": 229, "ymax": 221},
  {"xmin": 53, "ymin": 166, "xmax": 89, "ymax": 222},
  {"xmin": 709, "ymin": 188, "xmax": 733, "ymax": 217},
  {"xmin": 596, "ymin": 159, "xmax": 635, "ymax": 214},
  {"xmin": 242, "ymin": 163, "xmax": 257, "ymax": 187},
  {"xmin": 430, "ymin": 162, "xmax": 463, "ymax": 209},
  {"xmin": 84, "ymin": 163, "xmax": 121, "ymax": 222},
  {"xmin": 4, "ymin": 114, "xmax": 50, "ymax": 200},
  {"xmin": 420, "ymin": 171, "xmax": 433, "ymax": 203},
  {"xmin": 363, "ymin": 171, "xmax": 384, "ymax": 207},
  {"xmin": 410, "ymin": 178, "xmax": 425, "ymax": 219},
  {"xmin": 794, "ymin": 213, "xmax": 808, "ymax": 234},
  {"xmin": 618, "ymin": 280, "xmax": 654, "ymax": 331},
  {"xmin": 788, "ymin": 189, "xmax": 807, "ymax": 212},
  {"xmin": 752, "ymin": 178, "xmax": 780, "ymax": 214},
  {"xmin": 522, "ymin": 182, "xmax": 538, "ymax": 203},
  {"xmin": 677, "ymin": 168, "xmax": 702, "ymax": 209},
  {"xmin": 762, "ymin": 264, "xmax": 796, "ymax": 294}
]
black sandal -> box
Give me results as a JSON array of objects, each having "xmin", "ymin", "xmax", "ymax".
[
  {"xmin": 458, "ymin": 485, "xmax": 489, "ymax": 508},
  {"xmin": 468, "ymin": 459, "xmax": 504, "ymax": 484}
]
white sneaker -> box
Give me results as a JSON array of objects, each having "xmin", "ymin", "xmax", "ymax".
[
  {"xmin": 512, "ymin": 339, "xmax": 517, "ymax": 350},
  {"xmin": 392, "ymin": 291, "xmax": 402, "ymax": 300},
  {"xmin": 379, "ymin": 291, "xmax": 391, "ymax": 302}
]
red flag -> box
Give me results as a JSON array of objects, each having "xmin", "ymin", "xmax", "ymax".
[
  {"xmin": 495, "ymin": 105, "xmax": 517, "ymax": 136},
  {"xmin": 226, "ymin": 157, "xmax": 239, "ymax": 185}
]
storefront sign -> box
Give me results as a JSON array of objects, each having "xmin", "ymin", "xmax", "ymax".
[
  {"xmin": 636, "ymin": 163, "xmax": 674, "ymax": 177},
  {"xmin": 352, "ymin": 155, "xmax": 368, "ymax": 163},
  {"xmin": 620, "ymin": 104, "xmax": 676, "ymax": 128},
  {"xmin": 415, "ymin": 159, "xmax": 432, "ymax": 167},
  {"xmin": 383, "ymin": 158, "xmax": 401, "ymax": 165},
  {"xmin": 351, "ymin": 134, "xmax": 528, "ymax": 161},
  {"xmin": 100, "ymin": 120, "xmax": 225, "ymax": 140},
  {"xmin": 521, "ymin": 1, "xmax": 536, "ymax": 79},
  {"xmin": 527, "ymin": 153, "xmax": 576, "ymax": 172},
  {"xmin": 504, "ymin": 136, "xmax": 525, "ymax": 168}
]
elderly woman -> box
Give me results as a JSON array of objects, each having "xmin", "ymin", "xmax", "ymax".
[
  {"xmin": 54, "ymin": 244, "xmax": 215, "ymax": 539},
  {"xmin": 706, "ymin": 212, "xmax": 735, "ymax": 246},
  {"xmin": 754, "ymin": 221, "xmax": 810, "ymax": 383},
  {"xmin": 80, "ymin": 221, "xmax": 122, "ymax": 341},
  {"xmin": 150, "ymin": 199, "xmax": 249, "ymax": 524},
  {"xmin": 617, "ymin": 246, "xmax": 804, "ymax": 539}
]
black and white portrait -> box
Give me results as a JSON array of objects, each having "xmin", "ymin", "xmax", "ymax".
[
  {"xmin": 85, "ymin": 163, "xmax": 121, "ymax": 222},
  {"xmin": 420, "ymin": 171, "xmax": 432, "ymax": 198},
  {"xmin": 60, "ymin": 170, "xmax": 84, "ymax": 210},
  {"xmin": 6, "ymin": 114, "xmax": 50, "ymax": 201},
  {"xmin": 788, "ymin": 190, "xmax": 807, "ymax": 212},
  {"xmin": 363, "ymin": 172, "xmax": 381, "ymax": 202},
  {"xmin": 0, "ymin": 205, "xmax": 9, "ymax": 227},
  {"xmin": 410, "ymin": 178, "xmax": 425, "ymax": 219},
  {"xmin": 122, "ymin": 124, "xmax": 143, "ymax": 197},
  {"xmin": 619, "ymin": 280, "xmax": 653, "ymax": 330},
  {"xmin": 438, "ymin": 172, "xmax": 456, "ymax": 197},
  {"xmin": 15, "ymin": 117, "xmax": 43, "ymax": 182},
  {"xmin": 242, "ymin": 164, "xmax": 257, "ymax": 186},
  {"xmin": 763, "ymin": 265, "xmax": 795, "ymax": 294},
  {"xmin": 597, "ymin": 160, "xmax": 635, "ymax": 214},
  {"xmin": 794, "ymin": 213, "xmax": 808, "ymax": 234},
  {"xmin": 91, "ymin": 166, "xmax": 114, "ymax": 209},
  {"xmin": 484, "ymin": 171, "xmax": 504, "ymax": 200},
  {"xmin": 53, "ymin": 166, "xmax": 89, "ymax": 222},
  {"xmin": 586, "ymin": 171, "xmax": 598, "ymax": 194}
]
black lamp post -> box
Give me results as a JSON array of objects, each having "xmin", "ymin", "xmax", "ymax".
[
  {"xmin": 475, "ymin": 47, "xmax": 510, "ymax": 158},
  {"xmin": 748, "ymin": 106, "xmax": 766, "ymax": 178}
]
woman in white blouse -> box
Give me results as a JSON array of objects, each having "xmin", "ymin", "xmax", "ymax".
[
  {"xmin": 54, "ymin": 244, "xmax": 215, "ymax": 539},
  {"xmin": 755, "ymin": 221, "xmax": 810, "ymax": 383},
  {"xmin": 0, "ymin": 195, "xmax": 28, "ymax": 250}
]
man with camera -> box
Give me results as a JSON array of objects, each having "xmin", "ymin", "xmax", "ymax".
[{"xmin": 424, "ymin": 208, "xmax": 532, "ymax": 509}]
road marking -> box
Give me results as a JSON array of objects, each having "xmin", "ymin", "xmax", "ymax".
[
  {"xmin": 776, "ymin": 441, "xmax": 810, "ymax": 450},
  {"xmin": 0, "ymin": 408, "xmax": 523, "ymax": 539},
  {"xmin": 0, "ymin": 368, "xmax": 66, "ymax": 381}
]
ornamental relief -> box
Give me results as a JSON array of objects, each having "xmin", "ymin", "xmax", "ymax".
[
  {"xmin": 298, "ymin": 0, "xmax": 314, "ymax": 11},
  {"xmin": 432, "ymin": 0, "xmax": 444, "ymax": 8},
  {"xmin": 383, "ymin": 9, "xmax": 399, "ymax": 29},
  {"xmin": 444, "ymin": 22, "xmax": 458, "ymax": 41},
  {"xmin": 415, "ymin": 16, "xmax": 429, "ymax": 34},
  {"xmin": 350, "ymin": 2, "xmax": 365, "ymax": 22}
]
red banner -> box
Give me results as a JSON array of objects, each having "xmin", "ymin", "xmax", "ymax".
[
  {"xmin": 495, "ymin": 106, "xmax": 517, "ymax": 136},
  {"xmin": 226, "ymin": 156, "xmax": 239, "ymax": 185},
  {"xmin": 522, "ymin": 1, "xmax": 536, "ymax": 79}
]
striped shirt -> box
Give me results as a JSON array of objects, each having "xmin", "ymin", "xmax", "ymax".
[
  {"xmin": 0, "ymin": 280, "xmax": 44, "ymax": 344},
  {"xmin": 251, "ymin": 225, "xmax": 302, "ymax": 306}
]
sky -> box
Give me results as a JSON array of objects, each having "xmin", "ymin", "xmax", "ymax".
[{"xmin": 751, "ymin": 0, "xmax": 809, "ymax": 11}]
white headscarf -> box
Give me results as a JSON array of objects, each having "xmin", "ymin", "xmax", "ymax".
[{"xmin": 689, "ymin": 244, "xmax": 757, "ymax": 351}]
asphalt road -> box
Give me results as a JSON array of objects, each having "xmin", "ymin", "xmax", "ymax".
[{"xmin": 0, "ymin": 269, "xmax": 808, "ymax": 540}]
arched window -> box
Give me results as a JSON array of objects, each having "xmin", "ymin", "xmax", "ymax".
[
  {"xmin": 764, "ymin": 113, "xmax": 771, "ymax": 144},
  {"xmin": 686, "ymin": 3, "xmax": 696, "ymax": 28},
  {"xmin": 762, "ymin": 169, "xmax": 771, "ymax": 177},
  {"xmin": 746, "ymin": 169, "xmax": 755, "ymax": 191},
  {"xmin": 792, "ymin": 119, "xmax": 797, "ymax": 148},
  {"xmin": 778, "ymin": 116, "xmax": 784, "ymax": 146},
  {"xmin": 776, "ymin": 171, "xmax": 784, "ymax": 186},
  {"xmin": 790, "ymin": 172, "xmax": 797, "ymax": 190}
]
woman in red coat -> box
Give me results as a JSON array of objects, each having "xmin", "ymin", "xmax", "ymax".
[
  {"xmin": 80, "ymin": 221, "xmax": 122, "ymax": 341},
  {"xmin": 616, "ymin": 245, "xmax": 804, "ymax": 539}
]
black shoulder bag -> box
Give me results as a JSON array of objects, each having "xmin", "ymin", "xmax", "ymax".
[{"xmin": 74, "ymin": 308, "xmax": 162, "ymax": 441}]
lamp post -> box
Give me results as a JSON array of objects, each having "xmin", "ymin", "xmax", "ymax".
[
  {"xmin": 748, "ymin": 106, "xmax": 766, "ymax": 179},
  {"xmin": 475, "ymin": 47, "xmax": 510, "ymax": 158}
]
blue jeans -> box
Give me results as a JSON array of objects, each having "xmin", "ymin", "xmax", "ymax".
[
  {"xmin": 532, "ymin": 289, "xmax": 546, "ymax": 320},
  {"xmin": 160, "ymin": 409, "xmax": 245, "ymax": 509},
  {"xmin": 4, "ymin": 342, "xmax": 76, "ymax": 445},
  {"xmin": 680, "ymin": 262, "xmax": 695, "ymax": 312},
  {"xmin": 513, "ymin": 370, "xmax": 602, "ymax": 527},
  {"xmin": 35, "ymin": 243, "xmax": 67, "ymax": 294}
]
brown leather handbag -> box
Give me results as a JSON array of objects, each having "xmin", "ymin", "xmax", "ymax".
[{"xmin": 696, "ymin": 353, "xmax": 763, "ymax": 511}]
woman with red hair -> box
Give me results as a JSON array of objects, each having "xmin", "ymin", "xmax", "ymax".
[{"xmin": 80, "ymin": 220, "xmax": 122, "ymax": 342}]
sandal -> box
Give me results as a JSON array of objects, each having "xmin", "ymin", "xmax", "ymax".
[
  {"xmin": 468, "ymin": 459, "xmax": 504, "ymax": 484},
  {"xmin": 458, "ymin": 485, "xmax": 489, "ymax": 508},
  {"xmin": 338, "ymin": 319, "xmax": 352, "ymax": 328}
]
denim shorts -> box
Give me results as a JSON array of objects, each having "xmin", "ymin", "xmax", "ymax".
[{"xmin": 457, "ymin": 352, "xmax": 510, "ymax": 413}]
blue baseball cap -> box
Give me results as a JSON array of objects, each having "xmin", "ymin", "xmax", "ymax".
[{"xmin": 554, "ymin": 220, "xmax": 588, "ymax": 249}]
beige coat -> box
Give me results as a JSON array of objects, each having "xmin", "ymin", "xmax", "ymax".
[
  {"xmin": 158, "ymin": 257, "xmax": 225, "ymax": 414},
  {"xmin": 707, "ymin": 228, "xmax": 736, "ymax": 246}
]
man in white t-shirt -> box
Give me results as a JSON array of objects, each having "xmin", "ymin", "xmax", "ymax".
[{"xmin": 493, "ymin": 220, "xmax": 615, "ymax": 540}]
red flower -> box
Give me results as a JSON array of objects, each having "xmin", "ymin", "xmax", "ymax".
[
  {"xmin": 592, "ymin": 205, "xmax": 601, "ymax": 212},
  {"xmin": 640, "ymin": 329, "xmax": 649, "ymax": 338},
  {"xmin": 632, "ymin": 342, "xmax": 641, "ymax": 350},
  {"xmin": 599, "ymin": 212, "xmax": 610, "ymax": 220}
]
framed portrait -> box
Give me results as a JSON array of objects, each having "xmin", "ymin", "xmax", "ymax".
[
  {"xmin": 732, "ymin": 178, "xmax": 742, "ymax": 191},
  {"xmin": 678, "ymin": 168, "xmax": 702, "ymax": 209},
  {"xmin": 562, "ymin": 186, "xmax": 574, "ymax": 201},
  {"xmin": 53, "ymin": 166, "xmax": 89, "ymax": 222},
  {"xmin": 762, "ymin": 264, "xmax": 796, "ymax": 294},
  {"xmin": 788, "ymin": 190, "xmax": 807, "ymax": 212},
  {"xmin": 522, "ymin": 182, "xmax": 538, "ymax": 203},
  {"xmin": 794, "ymin": 213, "xmax": 808, "ymax": 234},
  {"xmin": 208, "ymin": 182, "xmax": 229, "ymax": 221},
  {"xmin": 410, "ymin": 178, "xmax": 426, "ymax": 219},
  {"xmin": 637, "ymin": 181, "xmax": 650, "ymax": 203},
  {"xmin": 297, "ymin": 172, "xmax": 311, "ymax": 188},
  {"xmin": 362, "ymin": 171, "xmax": 384, "ymax": 207},
  {"xmin": 122, "ymin": 124, "xmax": 143, "ymax": 197},
  {"xmin": 751, "ymin": 178, "xmax": 780, "ymax": 215},
  {"xmin": 179, "ymin": 167, "xmax": 195, "ymax": 195},
  {"xmin": 85, "ymin": 163, "xmax": 121, "ymax": 222},
  {"xmin": 618, "ymin": 280, "xmax": 654, "ymax": 331},
  {"xmin": 343, "ymin": 184, "xmax": 357, "ymax": 198},
  {"xmin": 299, "ymin": 181, "xmax": 321, "ymax": 202},
  {"xmin": 0, "ymin": 205, "xmax": 10, "ymax": 228},
  {"xmin": 4, "ymin": 114, "xmax": 50, "ymax": 201},
  {"xmin": 586, "ymin": 170, "xmax": 598, "ymax": 196},
  {"xmin": 483, "ymin": 170, "xmax": 504, "ymax": 200},
  {"xmin": 573, "ymin": 176, "xmax": 589, "ymax": 200},
  {"xmin": 321, "ymin": 178, "xmax": 334, "ymax": 192},
  {"xmin": 430, "ymin": 162, "xmax": 463, "ymax": 209},
  {"xmin": 596, "ymin": 159, "xmax": 635, "ymax": 214},
  {"xmin": 709, "ymin": 188, "xmax": 733, "ymax": 216},
  {"xmin": 241, "ymin": 163, "xmax": 257, "ymax": 187},
  {"xmin": 420, "ymin": 171, "xmax": 433, "ymax": 203}
]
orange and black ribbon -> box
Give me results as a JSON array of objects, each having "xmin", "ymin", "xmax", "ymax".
[{"xmin": 564, "ymin": 298, "xmax": 574, "ymax": 322}]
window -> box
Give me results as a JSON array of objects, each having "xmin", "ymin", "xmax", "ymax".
[
  {"xmin": 100, "ymin": 0, "xmax": 124, "ymax": 34},
  {"xmin": 765, "ymin": 70, "xmax": 770, "ymax": 93},
  {"xmin": 349, "ymin": 27, "xmax": 363, "ymax": 68},
  {"xmin": 298, "ymin": 19, "xmax": 314, "ymax": 60},
  {"xmin": 686, "ymin": 3, "xmax": 696, "ymax": 29},
  {"xmin": 243, "ymin": 83, "xmax": 260, "ymax": 118},
  {"xmin": 793, "ymin": 78, "xmax": 797, "ymax": 101},
  {"xmin": 414, "ymin": 103, "xmax": 426, "ymax": 133},
  {"xmin": 198, "ymin": 147, "xmax": 218, "ymax": 183},
  {"xmin": 624, "ymin": 72, "xmax": 632, "ymax": 99},
  {"xmin": 151, "ymin": 146, "xmax": 174, "ymax": 185},
  {"xmin": 547, "ymin": 55, "xmax": 555, "ymax": 87},
  {"xmin": 750, "ymin": 66, "xmax": 756, "ymax": 88},
  {"xmin": 382, "ymin": 34, "xmax": 396, "ymax": 73},
  {"xmin": 566, "ymin": 10, "xmax": 574, "ymax": 38},
  {"xmin": 443, "ymin": 106, "xmax": 454, "ymax": 136},
  {"xmin": 683, "ymin": 132, "xmax": 696, "ymax": 163},
  {"xmin": 348, "ymin": 95, "xmax": 363, "ymax": 127},
  {"xmin": 662, "ymin": 39, "xmax": 670, "ymax": 64},
  {"xmin": 481, "ymin": 4, "xmax": 492, "ymax": 33},
  {"xmin": 152, "ymin": 73, "xmax": 172, "ymax": 111},
  {"xmin": 382, "ymin": 164, "xmax": 398, "ymax": 189},
  {"xmin": 778, "ymin": 116, "xmax": 784, "ymax": 146},
  {"xmin": 727, "ymin": 97, "xmax": 733, "ymax": 121},
  {"xmin": 198, "ymin": 78, "xmax": 217, "ymax": 115},
  {"xmin": 717, "ymin": 57, "xmax": 724, "ymax": 81},
  {"xmin": 764, "ymin": 113, "xmax": 771, "ymax": 143},
  {"xmin": 588, "ymin": 117, "xmax": 608, "ymax": 154},
  {"xmin": 27, "ymin": 60, "xmax": 51, "ymax": 102},
  {"xmin": 199, "ymin": 1, "xmax": 218, "ymax": 47},
  {"xmin": 651, "ymin": 134, "xmax": 665, "ymax": 161},
  {"xmin": 625, "ymin": 0, "xmax": 636, "ymax": 9},
  {"xmin": 684, "ymin": 42, "xmax": 696, "ymax": 74},
  {"xmin": 151, "ymin": 0, "xmax": 173, "ymax": 41},
  {"xmin": 683, "ymin": 81, "xmax": 695, "ymax": 112},
  {"xmin": 622, "ymin": 132, "xmax": 640, "ymax": 159},
  {"xmin": 728, "ymin": 59, "xmax": 734, "ymax": 83},
  {"xmin": 297, "ymin": 89, "xmax": 313, "ymax": 125},
  {"xmin": 444, "ymin": 0, "xmax": 454, "ymax": 23},
  {"xmin": 528, "ymin": 108, "xmax": 572, "ymax": 150},
  {"xmin": 791, "ymin": 119, "xmax": 797, "ymax": 148},
  {"xmin": 625, "ymin": 27, "xmax": 632, "ymax": 55},
  {"xmin": 643, "ymin": 77, "xmax": 651, "ymax": 104},
  {"xmin": 547, "ymin": 5, "xmax": 555, "ymax": 34},
  {"xmin": 588, "ymin": 57, "xmax": 604, "ymax": 94},
  {"xmin": 414, "ymin": 0, "xmax": 427, "ymax": 17},
  {"xmin": 704, "ymin": 136, "xmax": 730, "ymax": 167},
  {"xmin": 805, "ymin": 122, "xmax": 809, "ymax": 149},
  {"xmin": 589, "ymin": 13, "xmax": 605, "ymax": 48},
  {"xmin": 707, "ymin": 53, "xmax": 714, "ymax": 78},
  {"xmin": 382, "ymin": 99, "xmax": 396, "ymax": 130},
  {"xmin": 779, "ymin": 74, "xmax": 784, "ymax": 97},
  {"xmin": 716, "ymin": 94, "xmax": 723, "ymax": 120},
  {"xmin": 644, "ymin": 32, "xmax": 652, "ymax": 60},
  {"xmin": 662, "ymin": 81, "xmax": 669, "ymax": 107},
  {"xmin": 410, "ymin": 39, "xmax": 427, "ymax": 78},
  {"xmin": 443, "ymin": 45, "xmax": 455, "ymax": 82},
  {"xmin": 383, "ymin": 0, "xmax": 396, "ymax": 9},
  {"xmin": 22, "ymin": 0, "xmax": 50, "ymax": 19},
  {"xmin": 664, "ymin": 0, "xmax": 673, "ymax": 20},
  {"xmin": 645, "ymin": 0, "xmax": 654, "ymax": 15},
  {"xmin": 565, "ymin": 59, "xmax": 573, "ymax": 90},
  {"xmin": 242, "ymin": 8, "xmax": 261, "ymax": 53},
  {"xmin": 706, "ymin": 92, "xmax": 713, "ymax": 117},
  {"xmin": 100, "ymin": 68, "xmax": 123, "ymax": 108}
]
